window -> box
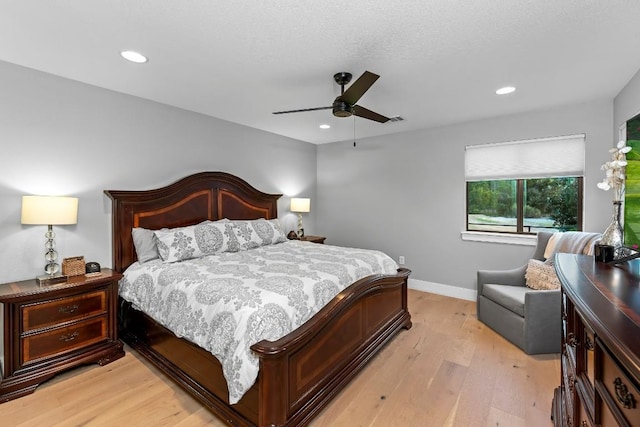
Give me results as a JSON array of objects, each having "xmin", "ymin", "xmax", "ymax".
[{"xmin": 465, "ymin": 135, "xmax": 585, "ymax": 234}]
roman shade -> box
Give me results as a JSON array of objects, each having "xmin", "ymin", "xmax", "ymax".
[{"xmin": 465, "ymin": 134, "xmax": 585, "ymax": 181}]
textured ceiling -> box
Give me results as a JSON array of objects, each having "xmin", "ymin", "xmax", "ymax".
[{"xmin": 1, "ymin": 1, "xmax": 640, "ymax": 144}]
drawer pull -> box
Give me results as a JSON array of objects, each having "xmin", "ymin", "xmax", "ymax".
[
  {"xmin": 59, "ymin": 304, "xmax": 79, "ymax": 314},
  {"xmin": 59, "ymin": 331, "xmax": 79, "ymax": 342},
  {"xmin": 614, "ymin": 377, "xmax": 636, "ymax": 409},
  {"xmin": 585, "ymin": 335, "xmax": 594, "ymax": 351},
  {"xmin": 568, "ymin": 373, "xmax": 575, "ymax": 393}
]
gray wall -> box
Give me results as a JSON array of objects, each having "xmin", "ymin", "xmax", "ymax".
[
  {"xmin": 2, "ymin": 56, "xmax": 637, "ymax": 292},
  {"xmin": 615, "ymin": 67, "xmax": 640, "ymax": 137},
  {"xmin": 0, "ymin": 61, "xmax": 317, "ymax": 283},
  {"xmin": 317, "ymin": 100, "xmax": 614, "ymax": 292}
]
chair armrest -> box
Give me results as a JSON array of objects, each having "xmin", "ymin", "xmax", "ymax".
[
  {"xmin": 477, "ymin": 264, "xmax": 527, "ymax": 304},
  {"xmin": 524, "ymin": 289, "xmax": 561, "ymax": 316},
  {"xmin": 524, "ymin": 289, "xmax": 562, "ymax": 351}
]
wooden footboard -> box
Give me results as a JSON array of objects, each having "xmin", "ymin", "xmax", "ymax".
[
  {"xmin": 119, "ymin": 267, "xmax": 411, "ymax": 427},
  {"xmin": 253, "ymin": 268, "xmax": 412, "ymax": 426}
]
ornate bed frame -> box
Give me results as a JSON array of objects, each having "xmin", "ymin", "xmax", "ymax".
[{"xmin": 105, "ymin": 171, "xmax": 412, "ymax": 427}]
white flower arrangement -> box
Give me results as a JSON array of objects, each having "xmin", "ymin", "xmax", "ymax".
[{"xmin": 597, "ymin": 140, "xmax": 632, "ymax": 202}]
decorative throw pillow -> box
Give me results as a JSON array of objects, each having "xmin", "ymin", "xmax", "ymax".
[
  {"xmin": 197, "ymin": 220, "xmax": 241, "ymax": 254},
  {"xmin": 232, "ymin": 219, "xmax": 287, "ymax": 250},
  {"xmin": 154, "ymin": 220, "xmax": 240, "ymax": 263},
  {"xmin": 132, "ymin": 227, "xmax": 160, "ymax": 263},
  {"xmin": 525, "ymin": 259, "xmax": 561, "ymax": 290}
]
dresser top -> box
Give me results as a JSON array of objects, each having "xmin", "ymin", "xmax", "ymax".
[
  {"xmin": 0, "ymin": 269, "xmax": 121, "ymax": 301},
  {"xmin": 555, "ymin": 253, "xmax": 640, "ymax": 374}
]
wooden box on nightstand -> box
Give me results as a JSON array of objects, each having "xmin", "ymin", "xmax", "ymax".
[{"xmin": 0, "ymin": 269, "xmax": 124, "ymax": 402}]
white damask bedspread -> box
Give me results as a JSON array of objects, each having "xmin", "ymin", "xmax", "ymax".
[{"xmin": 119, "ymin": 240, "xmax": 399, "ymax": 404}]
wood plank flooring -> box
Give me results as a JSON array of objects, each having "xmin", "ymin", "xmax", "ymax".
[{"xmin": 0, "ymin": 290, "xmax": 560, "ymax": 426}]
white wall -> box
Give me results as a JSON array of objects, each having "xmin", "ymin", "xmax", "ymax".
[
  {"xmin": 0, "ymin": 61, "xmax": 317, "ymax": 283},
  {"xmin": 615, "ymin": 67, "xmax": 640, "ymax": 137},
  {"xmin": 317, "ymin": 100, "xmax": 614, "ymax": 294}
]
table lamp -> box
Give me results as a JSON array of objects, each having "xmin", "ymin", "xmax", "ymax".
[
  {"xmin": 21, "ymin": 195, "xmax": 78, "ymax": 283},
  {"xmin": 290, "ymin": 197, "xmax": 310, "ymax": 238}
]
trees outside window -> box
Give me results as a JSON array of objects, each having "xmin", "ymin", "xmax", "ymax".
[{"xmin": 467, "ymin": 177, "xmax": 582, "ymax": 233}]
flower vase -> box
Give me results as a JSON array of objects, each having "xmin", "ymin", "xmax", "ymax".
[{"xmin": 600, "ymin": 201, "xmax": 624, "ymax": 250}]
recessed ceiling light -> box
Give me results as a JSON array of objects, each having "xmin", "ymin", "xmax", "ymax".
[
  {"xmin": 120, "ymin": 50, "xmax": 148, "ymax": 64},
  {"xmin": 496, "ymin": 86, "xmax": 516, "ymax": 95},
  {"xmin": 319, "ymin": 124, "xmax": 331, "ymax": 129}
]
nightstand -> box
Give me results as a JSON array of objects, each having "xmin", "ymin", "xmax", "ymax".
[
  {"xmin": 300, "ymin": 235, "xmax": 326, "ymax": 244},
  {"xmin": 0, "ymin": 269, "xmax": 124, "ymax": 402}
]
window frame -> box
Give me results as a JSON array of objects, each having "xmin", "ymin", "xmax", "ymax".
[{"xmin": 465, "ymin": 176, "xmax": 584, "ymax": 234}]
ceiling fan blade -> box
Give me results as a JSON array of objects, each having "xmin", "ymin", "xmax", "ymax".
[
  {"xmin": 341, "ymin": 71, "xmax": 380, "ymax": 105},
  {"xmin": 272, "ymin": 106, "xmax": 332, "ymax": 115},
  {"xmin": 353, "ymin": 105, "xmax": 390, "ymax": 123}
]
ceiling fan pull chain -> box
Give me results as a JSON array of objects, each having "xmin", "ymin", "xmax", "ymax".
[{"xmin": 353, "ymin": 115, "xmax": 357, "ymax": 148}]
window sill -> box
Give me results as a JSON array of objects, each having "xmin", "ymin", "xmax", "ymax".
[{"xmin": 461, "ymin": 231, "xmax": 537, "ymax": 246}]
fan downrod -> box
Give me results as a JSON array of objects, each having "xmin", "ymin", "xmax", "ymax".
[
  {"xmin": 332, "ymin": 72, "xmax": 354, "ymax": 117},
  {"xmin": 333, "ymin": 72, "xmax": 352, "ymax": 88}
]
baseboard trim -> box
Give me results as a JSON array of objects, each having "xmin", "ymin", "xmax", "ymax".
[{"xmin": 408, "ymin": 278, "xmax": 477, "ymax": 302}]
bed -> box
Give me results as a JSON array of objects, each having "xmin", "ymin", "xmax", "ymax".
[{"xmin": 105, "ymin": 171, "xmax": 412, "ymax": 427}]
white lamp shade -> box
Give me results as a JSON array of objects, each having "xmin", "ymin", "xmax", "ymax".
[
  {"xmin": 290, "ymin": 198, "xmax": 310, "ymax": 213},
  {"xmin": 21, "ymin": 196, "xmax": 78, "ymax": 225}
]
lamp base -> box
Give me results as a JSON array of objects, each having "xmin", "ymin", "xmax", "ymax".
[
  {"xmin": 37, "ymin": 274, "xmax": 68, "ymax": 286},
  {"xmin": 297, "ymin": 213, "xmax": 304, "ymax": 238}
]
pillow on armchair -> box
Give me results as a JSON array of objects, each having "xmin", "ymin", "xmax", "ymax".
[{"xmin": 525, "ymin": 259, "xmax": 561, "ymax": 290}]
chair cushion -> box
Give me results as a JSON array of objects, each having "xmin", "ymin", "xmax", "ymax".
[{"xmin": 482, "ymin": 284, "xmax": 528, "ymax": 317}]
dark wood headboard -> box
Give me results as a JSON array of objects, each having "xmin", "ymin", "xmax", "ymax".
[{"xmin": 105, "ymin": 171, "xmax": 282, "ymax": 273}]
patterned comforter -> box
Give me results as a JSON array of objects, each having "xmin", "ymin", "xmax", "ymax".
[{"xmin": 119, "ymin": 240, "xmax": 399, "ymax": 404}]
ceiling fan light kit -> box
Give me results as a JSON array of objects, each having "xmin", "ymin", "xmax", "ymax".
[
  {"xmin": 332, "ymin": 100, "xmax": 352, "ymax": 117},
  {"xmin": 273, "ymin": 70, "xmax": 390, "ymax": 123}
]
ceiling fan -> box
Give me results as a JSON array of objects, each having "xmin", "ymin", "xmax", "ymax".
[{"xmin": 272, "ymin": 71, "xmax": 390, "ymax": 123}]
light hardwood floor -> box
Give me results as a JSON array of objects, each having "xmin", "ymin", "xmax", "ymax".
[{"xmin": 0, "ymin": 290, "xmax": 560, "ymax": 426}]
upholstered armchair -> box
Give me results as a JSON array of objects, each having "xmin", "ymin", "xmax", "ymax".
[{"xmin": 476, "ymin": 231, "xmax": 600, "ymax": 354}]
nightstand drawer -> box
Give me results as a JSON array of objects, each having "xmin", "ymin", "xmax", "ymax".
[
  {"xmin": 600, "ymin": 344, "xmax": 640, "ymax": 425},
  {"xmin": 22, "ymin": 316, "xmax": 108, "ymax": 364},
  {"xmin": 22, "ymin": 290, "xmax": 107, "ymax": 331}
]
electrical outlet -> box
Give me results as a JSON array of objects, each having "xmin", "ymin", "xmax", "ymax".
[{"xmin": 399, "ymin": 256, "xmax": 405, "ymax": 265}]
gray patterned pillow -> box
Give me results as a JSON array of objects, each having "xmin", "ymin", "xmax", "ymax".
[
  {"xmin": 232, "ymin": 219, "xmax": 286, "ymax": 251},
  {"xmin": 154, "ymin": 220, "xmax": 240, "ymax": 263}
]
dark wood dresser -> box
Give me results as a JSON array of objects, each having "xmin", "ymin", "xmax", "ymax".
[
  {"xmin": 553, "ymin": 253, "xmax": 640, "ymax": 426},
  {"xmin": 0, "ymin": 269, "xmax": 124, "ymax": 402}
]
